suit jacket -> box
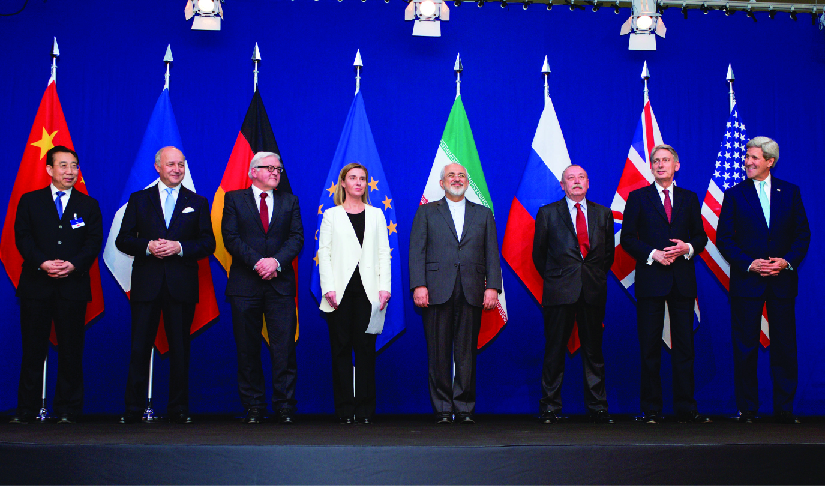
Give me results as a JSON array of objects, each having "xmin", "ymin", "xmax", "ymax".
[
  {"xmin": 15, "ymin": 187, "xmax": 103, "ymax": 301},
  {"xmin": 115, "ymin": 184, "xmax": 215, "ymax": 303},
  {"xmin": 532, "ymin": 198, "xmax": 614, "ymax": 307},
  {"xmin": 317, "ymin": 204, "xmax": 391, "ymax": 333},
  {"xmin": 222, "ymin": 187, "xmax": 304, "ymax": 297},
  {"xmin": 409, "ymin": 197, "xmax": 502, "ymax": 308},
  {"xmin": 716, "ymin": 176, "xmax": 810, "ymax": 299},
  {"xmin": 620, "ymin": 183, "xmax": 707, "ymax": 299}
]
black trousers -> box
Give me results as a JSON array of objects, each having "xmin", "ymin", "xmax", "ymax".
[
  {"xmin": 637, "ymin": 291, "xmax": 696, "ymax": 415},
  {"xmin": 327, "ymin": 273, "xmax": 377, "ymax": 420},
  {"xmin": 540, "ymin": 298, "xmax": 607, "ymax": 414},
  {"xmin": 731, "ymin": 296, "xmax": 797, "ymax": 414},
  {"xmin": 422, "ymin": 274, "xmax": 482, "ymax": 416},
  {"xmin": 230, "ymin": 288, "xmax": 297, "ymax": 411},
  {"xmin": 17, "ymin": 297, "xmax": 87, "ymax": 417},
  {"xmin": 125, "ymin": 279, "xmax": 195, "ymax": 414}
]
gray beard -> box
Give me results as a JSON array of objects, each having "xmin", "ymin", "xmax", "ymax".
[{"xmin": 445, "ymin": 185, "xmax": 467, "ymax": 198}]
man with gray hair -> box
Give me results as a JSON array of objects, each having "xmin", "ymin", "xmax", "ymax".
[
  {"xmin": 716, "ymin": 136, "xmax": 810, "ymax": 424},
  {"xmin": 222, "ymin": 151, "xmax": 303, "ymax": 424},
  {"xmin": 409, "ymin": 162, "xmax": 502, "ymax": 424}
]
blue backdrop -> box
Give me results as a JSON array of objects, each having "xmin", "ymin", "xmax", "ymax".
[{"xmin": 1, "ymin": 0, "xmax": 823, "ymax": 416}]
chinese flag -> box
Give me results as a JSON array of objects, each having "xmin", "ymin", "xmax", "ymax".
[{"xmin": 0, "ymin": 78, "xmax": 105, "ymax": 342}]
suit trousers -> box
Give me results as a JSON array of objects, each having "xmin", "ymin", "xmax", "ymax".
[
  {"xmin": 423, "ymin": 273, "xmax": 482, "ymax": 416},
  {"xmin": 637, "ymin": 291, "xmax": 696, "ymax": 415},
  {"xmin": 327, "ymin": 270, "xmax": 377, "ymax": 420},
  {"xmin": 230, "ymin": 288, "xmax": 298, "ymax": 411},
  {"xmin": 17, "ymin": 297, "xmax": 87, "ymax": 417},
  {"xmin": 125, "ymin": 278, "xmax": 195, "ymax": 414},
  {"xmin": 731, "ymin": 296, "xmax": 797, "ymax": 414},
  {"xmin": 540, "ymin": 298, "xmax": 607, "ymax": 414}
]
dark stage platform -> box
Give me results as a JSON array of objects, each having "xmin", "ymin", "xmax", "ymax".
[{"xmin": 2, "ymin": 414, "xmax": 824, "ymax": 484}]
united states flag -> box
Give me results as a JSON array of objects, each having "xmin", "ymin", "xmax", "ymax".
[
  {"xmin": 610, "ymin": 100, "xmax": 700, "ymax": 348},
  {"xmin": 700, "ymin": 106, "xmax": 770, "ymax": 347}
]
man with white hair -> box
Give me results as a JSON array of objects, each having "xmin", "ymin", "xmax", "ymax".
[
  {"xmin": 222, "ymin": 151, "xmax": 304, "ymax": 425},
  {"xmin": 409, "ymin": 163, "xmax": 502, "ymax": 424},
  {"xmin": 716, "ymin": 136, "xmax": 810, "ymax": 424}
]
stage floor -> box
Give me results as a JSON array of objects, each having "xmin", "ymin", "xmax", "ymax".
[{"xmin": 3, "ymin": 415, "xmax": 824, "ymax": 484}]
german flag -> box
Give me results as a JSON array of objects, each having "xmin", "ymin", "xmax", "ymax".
[{"xmin": 211, "ymin": 90, "xmax": 299, "ymax": 341}]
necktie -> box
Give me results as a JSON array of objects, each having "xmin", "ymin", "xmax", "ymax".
[
  {"xmin": 758, "ymin": 180, "xmax": 770, "ymax": 226},
  {"xmin": 260, "ymin": 193, "xmax": 269, "ymax": 233},
  {"xmin": 663, "ymin": 188, "xmax": 672, "ymax": 223},
  {"xmin": 55, "ymin": 191, "xmax": 65, "ymax": 219},
  {"xmin": 575, "ymin": 203, "xmax": 589, "ymax": 258},
  {"xmin": 164, "ymin": 187, "xmax": 175, "ymax": 228}
]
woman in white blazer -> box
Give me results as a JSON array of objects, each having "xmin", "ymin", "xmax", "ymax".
[{"xmin": 318, "ymin": 163, "xmax": 391, "ymax": 424}]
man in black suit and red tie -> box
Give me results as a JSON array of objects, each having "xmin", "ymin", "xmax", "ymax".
[
  {"xmin": 222, "ymin": 152, "xmax": 303, "ymax": 425},
  {"xmin": 11, "ymin": 146, "xmax": 103, "ymax": 424},
  {"xmin": 620, "ymin": 144, "xmax": 710, "ymax": 424},
  {"xmin": 116, "ymin": 146, "xmax": 215, "ymax": 425},
  {"xmin": 716, "ymin": 136, "xmax": 810, "ymax": 424},
  {"xmin": 532, "ymin": 165, "xmax": 615, "ymax": 425}
]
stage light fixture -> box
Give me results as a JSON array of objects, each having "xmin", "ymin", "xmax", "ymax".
[
  {"xmin": 501, "ymin": 0, "xmax": 507, "ymax": 8},
  {"xmin": 523, "ymin": 0, "xmax": 531, "ymax": 10},
  {"xmin": 768, "ymin": 6, "xmax": 775, "ymax": 18},
  {"xmin": 184, "ymin": 0, "xmax": 223, "ymax": 31},
  {"xmin": 620, "ymin": 0, "xmax": 665, "ymax": 51},
  {"xmin": 747, "ymin": 7, "xmax": 756, "ymax": 21},
  {"xmin": 405, "ymin": 0, "xmax": 450, "ymax": 36},
  {"xmin": 454, "ymin": 0, "xmax": 461, "ymax": 6},
  {"xmin": 681, "ymin": 2, "xmax": 688, "ymax": 18},
  {"xmin": 548, "ymin": 1, "xmax": 554, "ymax": 10},
  {"xmin": 723, "ymin": 3, "xmax": 732, "ymax": 16},
  {"xmin": 593, "ymin": 2, "xmax": 601, "ymax": 13},
  {"xmin": 614, "ymin": 1, "xmax": 621, "ymax": 14},
  {"xmin": 478, "ymin": 0, "xmax": 484, "ymax": 7},
  {"xmin": 790, "ymin": 7, "xmax": 797, "ymax": 20},
  {"xmin": 700, "ymin": 3, "xmax": 709, "ymax": 14}
]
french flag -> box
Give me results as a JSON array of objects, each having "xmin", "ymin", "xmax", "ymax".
[{"xmin": 502, "ymin": 90, "xmax": 581, "ymax": 352}]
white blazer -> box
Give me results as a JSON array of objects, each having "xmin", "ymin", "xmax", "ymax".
[{"xmin": 317, "ymin": 204, "xmax": 392, "ymax": 334}]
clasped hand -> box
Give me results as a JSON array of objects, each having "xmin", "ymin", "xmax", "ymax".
[
  {"xmin": 40, "ymin": 259, "xmax": 75, "ymax": 278},
  {"xmin": 653, "ymin": 239, "xmax": 689, "ymax": 266},
  {"xmin": 749, "ymin": 257, "xmax": 787, "ymax": 277},
  {"xmin": 148, "ymin": 239, "xmax": 181, "ymax": 258},
  {"xmin": 256, "ymin": 258, "xmax": 279, "ymax": 280}
]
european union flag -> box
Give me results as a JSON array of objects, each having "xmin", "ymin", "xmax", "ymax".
[{"xmin": 310, "ymin": 91, "xmax": 405, "ymax": 351}]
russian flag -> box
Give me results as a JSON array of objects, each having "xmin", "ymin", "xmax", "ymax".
[{"xmin": 502, "ymin": 90, "xmax": 581, "ymax": 352}]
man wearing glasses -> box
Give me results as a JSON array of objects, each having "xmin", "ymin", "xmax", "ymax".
[{"xmin": 222, "ymin": 152, "xmax": 304, "ymax": 425}]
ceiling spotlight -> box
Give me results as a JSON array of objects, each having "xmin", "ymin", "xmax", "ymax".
[
  {"xmin": 681, "ymin": 2, "xmax": 687, "ymax": 18},
  {"xmin": 567, "ymin": 0, "xmax": 584, "ymax": 10},
  {"xmin": 547, "ymin": 1, "xmax": 553, "ymax": 10},
  {"xmin": 746, "ymin": 7, "xmax": 756, "ymax": 21},
  {"xmin": 454, "ymin": 0, "xmax": 461, "ymax": 5},
  {"xmin": 386, "ymin": 0, "xmax": 391, "ymax": 3},
  {"xmin": 405, "ymin": 0, "xmax": 450, "ymax": 36},
  {"xmin": 790, "ymin": 7, "xmax": 797, "ymax": 21},
  {"xmin": 700, "ymin": 2, "xmax": 709, "ymax": 14},
  {"xmin": 478, "ymin": 0, "xmax": 484, "ymax": 7},
  {"xmin": 811, "ymin": 7, "xmax": 817, "ymax": 25},
  {"xmin": 501, "ymin": 0, "xmax": 507, "ymax": 7},
  {"xmin": 614, "ymin": 0, "xmax": 620, "ymax": 13},
  {"xmin": 523, "ymin": 0, "xmax": 531, "ymax": 9},
  {"xmin": 184, "ymin": 0, "xmax": 223, "ymax": 31},
  {"xmin": 768, "ymin": 6, "xmax": 775, "ymax": 18},
  {"xmin": 723, "ymin": 3, "xmax": 732, "ymax": 16},
  {"xmin": 593, "ymin": 2, "xmax": 601, "ymax": 12},
  {"xmin": 620, "ymin": 0, "xmax": 665, "ymax": 50}
]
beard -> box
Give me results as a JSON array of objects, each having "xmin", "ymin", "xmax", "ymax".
[{"xmin": 445, "ymin": 183, "xmax": 467, "ymax": 198}]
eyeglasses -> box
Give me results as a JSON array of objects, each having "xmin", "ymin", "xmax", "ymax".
[{"xmin": 253, "ymin": 165, "xmax": 284, "ymax": 173}]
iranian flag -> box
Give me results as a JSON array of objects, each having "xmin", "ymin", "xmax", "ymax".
[{"xmin": 420, "ymin": 95, "xmax": 508, "ymax": 349}]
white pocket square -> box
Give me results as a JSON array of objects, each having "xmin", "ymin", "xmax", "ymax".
[{"xmin": 182, "ymin": 207, "xmax": 195, "ymax": 214}]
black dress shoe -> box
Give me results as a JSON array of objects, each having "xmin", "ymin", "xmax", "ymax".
[
  {"xmin": 736, "ymin": 411, "xmax": 756, "ymax": 424},
  {"xmin": 677, "ymin": 411, "xmax": 712, "ymax": 424},
  {"xmin": 636, "ymin": 412, "xmax": 663, "ymax": 424},
  {"xmin": 338, "ymin": 416, "xmax": 354, "ymax": 424},
  {"xmin": 171, "ymin": 413, "xmax": 193, "ymax": 424},
  {"xmin": 9, "ymin": 414, "xmax": 33, "ymax": 424},
  {"xmin": 57, "ymin": 414, "xmax": 77, "ymax": 424},
  {"xmin": 590, "ymin": 410, "xmax": 615, "ymax": 424},
  {"xmin": 278, "ymin": 409, "xmax": 295, "ymax": 424},
  {"xmin": 435, "ymin": 413, "xmax": 453, "ymax": 424},
  {"xmin": 119, "ymin": 411, "xmax": 142, "ymax": 424},
  {"xmin": 244, "ymin": 408, "xmax": 263, "ymax": 424},
  {"xmin": 457, "ymin": 414, "xmax": 475, "ymax": 424},
  {"xmin": 776, "ymin": 411, "xmax": 801, "ymax": 424},
  {"xmin": 539, "ymin": 411, "xmax": 559, "ymax": 424}
]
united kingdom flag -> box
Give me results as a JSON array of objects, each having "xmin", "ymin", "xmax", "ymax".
[
  {"xmin": 610, "ymin": 99, "xmax": 701, "ymax": 348},
  {"xmin": 700, "ymin": 106, "xmax": 770, "ymax": 347}
]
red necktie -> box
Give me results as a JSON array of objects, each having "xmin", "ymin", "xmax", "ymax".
[
  {"xmin": 575, "ymin": 203, "xmax": 589, "ymax": 258},
  {"xmin": 663, "ymin": 189, "xmax": 672, "ymax": 223},
  {"xmin": 260, "ymin": 193, "xmax": 269, "ymax": 232}
]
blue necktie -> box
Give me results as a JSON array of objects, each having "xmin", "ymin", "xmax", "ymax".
[
  {"xmin": 55, "ymin": 191, "xmax": 65, "ymax": 219},
  {"xmin": 757, "ymin": 180, "xmax": 770, "ymax": 227},
  {"xmin": 164, "ymin": 187, "xmax": 175, "ymax": 228}
]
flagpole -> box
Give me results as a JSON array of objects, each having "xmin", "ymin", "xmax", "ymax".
[
  {"xmin": 454, "ymin": 53, "xmax": 463, "ymax": 99},
  {"xmin": 641, "ymin": 61, "xmax": 650, "ymax": 104},
  {"xmin": 252, "ymin": 43, "xmax": 261, "ymax": 93},
  {"xmin": 727, "ymin": 64, "xmax": 736, "ymax": 112},
  {"xmin": 353, "ymin": 50, "xmax": 362, "ymax": 95},
  {"xmin": 164, "ymin": 45, "xmax": 173, "ymax": 90},
  {"xmin": 542, "ymin": 56, "xmax": 551, "ymax": 99},
  {"xmin": 39, "ymin": 39, "xmax": 61, "ymax": 422}
]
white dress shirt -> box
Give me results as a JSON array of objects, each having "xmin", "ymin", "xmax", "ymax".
[
  {"xmin": 50, "ymin": 184, "xmax": 72, "ymax": 214},
  {"xmin": 250, "ymin": 184, "xmax": 280, "ymax": 271},
  {"xmin": 148, "ymin": 181, "xmax": 183, "ymax": 256},
  {"xmin": 646, "ymin": 181, "xmax": 694, "ymax": 265},
  {"xmin": 445, "ymin": 196, "xmax": 466, "ymax": 240}
]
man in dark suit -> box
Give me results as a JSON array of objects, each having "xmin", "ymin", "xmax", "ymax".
[
  {"xmin": 620, "ymin": 144, "xmax": 710, "ymax": 424},
  {"xmin": 222, "ymin": 151, "xmax": 303, "ymax": 425},
  {"xmin": 716, "ymin": 136, "xmax": 810, "ymax": 425},
  {"xmin": 409, "ymin": 163, "xmax": 502, "ymax": 424},
  {"xmin": 116, "ymin": 146, "xmax": 215, "ymax": 424},
  {"xmin": 11, "ymin": 146, "xmax": 103, "ymax": 424},
  {"xmin": 532, "ymin": 165, "xmax": 615, "ymax": 425}
]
